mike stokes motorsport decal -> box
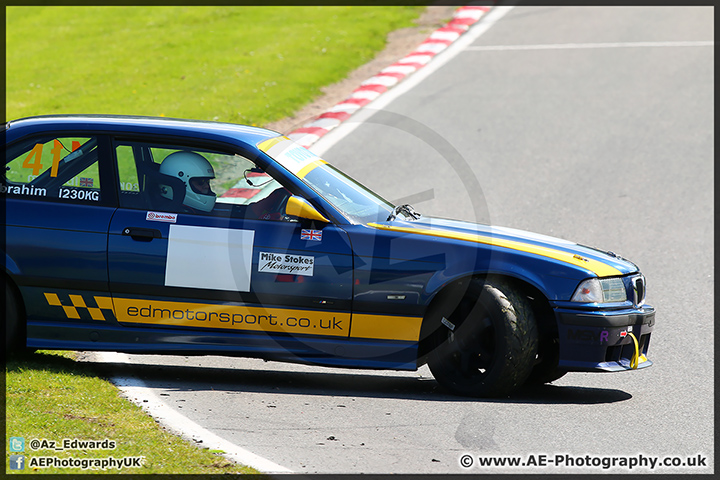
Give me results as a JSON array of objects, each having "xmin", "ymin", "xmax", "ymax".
[{"xmin": 258, "ymin": 252, "xmax": 314, "ymax": 276}]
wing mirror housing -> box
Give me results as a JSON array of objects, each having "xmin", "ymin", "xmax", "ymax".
[{"xmin": 285, "ymin": 196, "xmax": 330, "ymax": 223}]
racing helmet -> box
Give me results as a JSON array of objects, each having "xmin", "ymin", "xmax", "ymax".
[{"xmin": 158, "ymin": 151, "xmax": 216, "ymax": 212}]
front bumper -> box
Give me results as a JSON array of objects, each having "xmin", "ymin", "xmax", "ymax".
[{"xmin": 554, "ymin": 304, "xmax": 655, "ymax": 372}]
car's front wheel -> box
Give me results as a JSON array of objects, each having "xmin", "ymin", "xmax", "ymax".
[
  {"xmin": 427, "ymin": 278, "xmax": 538, "ymax": 397},
  {"xmin": 525, "ymin": 338, "xmax": 568, "ymax": 385}
]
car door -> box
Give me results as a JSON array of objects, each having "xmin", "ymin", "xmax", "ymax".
[
  {"xmin": 106, "ymin": 137, "xmax": 354, "ymax": 350},
  {"xmin": 3, "ymin": 133, "xmax": 117, "ymax": 346}
]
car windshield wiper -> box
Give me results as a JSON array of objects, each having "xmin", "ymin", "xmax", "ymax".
[{"xmin": 387, "ymin": 203, "xmax": 421, "ymax": 222}]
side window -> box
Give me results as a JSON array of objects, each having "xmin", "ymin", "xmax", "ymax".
[
  {"xmin": 3, "ymin": 136, "xmax": 104, "ymax": 204},
  {"xmin": 115, "ymin": 144, "xmax": 145, "ymax": 209},
  {"xmin": 116, "ymin": 145, "xmax": 140, "ymax": 193},
  {"xmin": 113, "ymin": 140, "xmax": 295, "ymax": 221}
]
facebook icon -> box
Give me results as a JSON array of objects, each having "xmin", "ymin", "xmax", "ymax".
[{"xmin": 9, "ymin": 455, "xmax": 25, "ymax": 470}]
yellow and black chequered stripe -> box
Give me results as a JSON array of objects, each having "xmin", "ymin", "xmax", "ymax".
[
  {"xmin": 44, "ymin": 293, "xmax": 114, "ymax": 321},
  {"xmin": 42, "ymin": 292, "xmax": 423, "ymax": 342}
]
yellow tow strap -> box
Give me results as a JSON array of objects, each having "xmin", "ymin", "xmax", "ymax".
[{"xmin": 628, "ymin": 332, "xmax": 640, "ymax": 370}]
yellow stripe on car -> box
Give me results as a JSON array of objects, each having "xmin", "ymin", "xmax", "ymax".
[
  {"xmin": 44, "ymin": 292, "xmax": 113, "ymax": 321},
  {"xmin": 350, "ymin": 314, "xmax": 423, "ymax": 342},
  {"xmin": 258, "ymin": 135, "xmax": 327, "ymax": 178},
  {"xmin": 113, "ymin": 298, "xmax": 351, "ymax": 337},
  {"xmin": 367, "ymin": 223, "xmax": 622, "ymax": 277},
  {"xmin": 257, "ymin": 136, "xmax": 289, "ymax": 152},
  {"xmin": 295, "ymin": 159, "xmax": 327, "ymax": 179},
  {"xmin": 113, "ymin": 297, "xmax": 423, "ymax": 342},
  {"xmin": 44, "ymin": 292, "xmax": 424, "ymax": 343}
]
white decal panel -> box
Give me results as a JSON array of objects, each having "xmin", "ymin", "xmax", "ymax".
[
  {"xmin": 258, "ymin": 252, "xmax": 314, "ymax": 277},
  {"xmin": 165, "ymin": 225, "xmax": 254, "ymax": 292}
]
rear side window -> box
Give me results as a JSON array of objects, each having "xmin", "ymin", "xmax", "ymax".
[
  {"xmin": 116, "ymin": 145, "xmax": 140, "ymax": 193},
  {"xmin": 3, "ymin": 136, "xmax": 105, "ymax": 204}
]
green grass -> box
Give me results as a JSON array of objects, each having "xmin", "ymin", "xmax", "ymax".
[
  {"xmin": 6, "ymin": 6, "xmax": 425, "ymax": 125},
  {"xmin": 5, "ymin": 351, "xmax": 263, "ymax": 475}
]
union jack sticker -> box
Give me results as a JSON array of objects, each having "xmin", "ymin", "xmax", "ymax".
[
  {"xmin": 79, "ymin": 177, "xmax": 93, "ymax": 187},
  {"xmin": 300, "ymin": 229, "xmax": 322, "ymax": 241}
]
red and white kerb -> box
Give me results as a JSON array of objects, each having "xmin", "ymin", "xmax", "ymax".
[{"xmin": 287, "ymin": 5, "xmax": 494, "ymax": 148}]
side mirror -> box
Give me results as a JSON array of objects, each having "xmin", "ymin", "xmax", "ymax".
[{"xmin": 285, "ymin": 196, "xmax": 330, "ymax": 223}]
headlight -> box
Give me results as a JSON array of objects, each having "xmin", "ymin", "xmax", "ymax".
[{"xmin": 571, "ymin": 277, "xmax": 627, "ymax": 303}]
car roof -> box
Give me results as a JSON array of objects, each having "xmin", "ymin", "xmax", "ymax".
[{"xmin": 5, "ymin": 114, "xmax": 281, "ymax": 148}]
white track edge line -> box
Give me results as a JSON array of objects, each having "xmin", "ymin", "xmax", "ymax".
[
  {"xmin": 95, "ymin": 351, "xmax": 294, "ymax": 474},
  {"xmin": 310, "ymin": 5, "xmax": 516, "ymax": 157}
]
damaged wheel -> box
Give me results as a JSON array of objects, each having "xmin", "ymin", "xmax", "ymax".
[
  {"xmin": 525, "ymin": 337, "xmax": 568, "ymax": 385},
  {"xmin": 427, "ymin": 278, "xmax": 538, "ymax": 397}
]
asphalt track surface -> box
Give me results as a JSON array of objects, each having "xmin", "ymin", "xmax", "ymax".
[{"xmin": 90, "ymin": 6, "xmax": 714, "ymax": 474}]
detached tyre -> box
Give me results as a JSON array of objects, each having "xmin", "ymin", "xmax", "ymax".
[{"xmin": 427, "ymin": 278, "xmax": 538, "ymax": 397}]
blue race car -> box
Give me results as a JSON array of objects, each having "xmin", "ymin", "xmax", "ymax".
[{"xmin": 3, "ymin": 115, "xmax": 655, "ymax": 397}]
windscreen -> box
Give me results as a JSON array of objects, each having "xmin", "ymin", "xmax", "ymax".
[{"xmin": 258, "ymin": 136, "xmax": 394, "ymax": 224}]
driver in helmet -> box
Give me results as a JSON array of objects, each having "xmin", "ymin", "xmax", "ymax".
[{"xmin": 158, "ymin": 151, "xmax": 216, "ymax": 213}]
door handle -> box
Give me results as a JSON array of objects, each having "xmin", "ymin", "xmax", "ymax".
[{"xmin": 122, "ymin": 227, "xmax": 162, "ymax": 240}]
